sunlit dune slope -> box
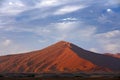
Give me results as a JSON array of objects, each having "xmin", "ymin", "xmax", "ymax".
[{"xmin": 0, "ymin": 41, "xmax": 120, "ymax": 73}]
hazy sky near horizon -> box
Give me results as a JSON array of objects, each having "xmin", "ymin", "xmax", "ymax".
[{"xmin": 0, "ymin": 0, "xmax": 120, "ymax": 55}]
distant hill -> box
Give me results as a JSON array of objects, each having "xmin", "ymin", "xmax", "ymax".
[
  {"xmin": 0, "ymin": 41, "xmax": 120, "ymax": 73},
  {"xmin": 104, "ymin": 53, "xmax": 120, "ymax": 58}
]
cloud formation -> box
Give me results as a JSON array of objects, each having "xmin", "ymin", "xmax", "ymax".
[
  {"xmin": 0, "ymin": 0, "xmax": 120, "ymax": 55},
  {"xmin": 0, "ymin": 0, "xmax": 26, "ymax": 15},
  {"xmin": 2, "ymin": 39, "xmax": 12, "ymax": 46},
  {"xmin": 54, "ymin": 5, "xmax": 87, "ymax": 15},
  {"xmin": 95, "ymin": 30, "xmax": 120, "ymax": 53}
]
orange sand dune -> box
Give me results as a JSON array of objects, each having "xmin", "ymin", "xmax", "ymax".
[{"xmin": 0, "ymin": 41, "xmax": 120, "ymax": 73}]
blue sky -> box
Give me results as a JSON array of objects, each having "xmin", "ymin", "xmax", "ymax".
[{"xmin": 0, "ymin": 0, "xmax": 120, "ymax": 55}]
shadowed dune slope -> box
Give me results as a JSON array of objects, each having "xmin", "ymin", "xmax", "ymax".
[
  {"xmin": 71, "ymin": 43, "xmax": 120, "ymax": 71},
  {"xmin": 0, "ymin": 41, "xmax": 120, "ymax": 73}
]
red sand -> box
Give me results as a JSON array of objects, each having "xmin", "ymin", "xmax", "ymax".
[{"xmin": 0, "ymin": 41, "xmax": 120, "ymax": 73}]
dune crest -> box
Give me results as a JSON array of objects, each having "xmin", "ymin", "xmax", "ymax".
[{"xmin": 0, "ymin": 41, "xmax": 120, "ymax": 73}]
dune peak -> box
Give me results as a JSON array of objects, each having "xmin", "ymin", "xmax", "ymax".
[{"xmin": 0, "ymin": 41, "xmax": 120, "ymax": 73}]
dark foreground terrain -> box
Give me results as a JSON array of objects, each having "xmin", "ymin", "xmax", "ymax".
[
  {"xmin": 0, "ymin": 77, "xmax": 120, "ymax": 80},
  {"xmin": 0, "ymin": 73, "xmax": 120, "ymax": 80}
]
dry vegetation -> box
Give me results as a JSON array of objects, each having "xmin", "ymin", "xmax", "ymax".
[
  {"xmin": 0, "ymin": 72, "xmax": 120, "ymax": 80},
  {"xmin": 0, "ymin": 77, "xmax": 120, "ymax": 80}
]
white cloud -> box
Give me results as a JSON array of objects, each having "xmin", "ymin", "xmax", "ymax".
[
  {"xmin": 36, "ymin": 0, "xmax": 80, "ymax": 8},
  {"xmin": 10, "ymin": 21, "xmax": 96, "ymax": 42},
  {"xmin": 38, "ymin": 39, "xmax": 49, "ymax": 43},
  {"xmin": 98, "ymin": 14, "xmax": 112, "ymax": 23},
  {"xmin": 97, "ymin": 30, "xmax": 120, "ymax": 38},
  {"xmin": 0, "ymin": 0, "xmax": 26, "ymax": 15},
  {"xmin": 8, "ymin": 2, "xmax": 24, "ymax": 6},
  {"xmin": 38, "ymin": 0, "xmax": 60, "ymax": 7},
  {"xmin": 0, "ymin": 39, "xmax": 31, "ymax": 56},
  {"xmin": 106, "ymin": 8, "xmax": 114, "ymax": 14},
  {"xmin": 8, "ymin": 2, "xmax": 13, "ymax": 5},
  {"xmin": 107, "ymin": 8, "xmax": 112, "ymax": 12},
  {"xmin": 90, "ymin": 48, "xmax": 98, "ymax": 53},
  {"xmin": 104, "ymin": 44, "xmax": 119, "ymax": 52},
  {"xmin": 95, "ymin": 30, "xmax": 120, "ymax": 53},
  {"xmin": 105, "ymin": 0, "xmax": 120, "ymax": 6},
  {"xmin": 43, "ymin": 21, "xmax": 96, "ymax": 41},
  {"xmin": 2, "ymin": 39, "xmax": 12, "ymax": 46},
  {"xmin": 62, "ymin": 17, "xmax": 78, "ymax": 21},
  {"xmin": 55, "ymin": 22, "xmax": 79, "ymax": 31},
  {"xmin": 54, "ymin": 5, "xmax": 87, "ymax": 15},
  {"xmin": 0, "ymin": 0, "xmax": 120, "ymax": 55}
]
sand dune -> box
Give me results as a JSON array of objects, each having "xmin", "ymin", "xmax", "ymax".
[{"xmin": 0, "ymin": 41, "xmax": 120, "ymax": 73}]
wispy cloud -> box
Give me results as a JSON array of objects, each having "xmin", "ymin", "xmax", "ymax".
[
  {"xmin": 54, "ymin": 5, "xmax": 87, "ymax": 15},
  {"xmin": 90, "ymin": 48, "xmax": 98, "ymax": 53},
  {"xmin": 37, "ymin": 0, "xmax": 61, "ymax": 7},
  {"xmin": 105, "ymin": 0, "xmax": 120, "ymax": 6},
  {"xmin": 62, "ymin": 17, "xmax": 78, "ymax": 21},
  {"xmin": 2, "ymin": 39, "xmax": 12, "ymax": 46},
  {"xmin": 0, "ymin": 0, "xmax": 26, "ymax": 15},
  {"xmin": 0, "ymin": 0, "xmax": 120, "ymax": 55},
  {"xmin": 95, "ymin": 30, "xmax": 120, "ymax": 53},
  {"xmin": 0, "ymin": 38, "xmax": 29, "ymax": 55}
]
